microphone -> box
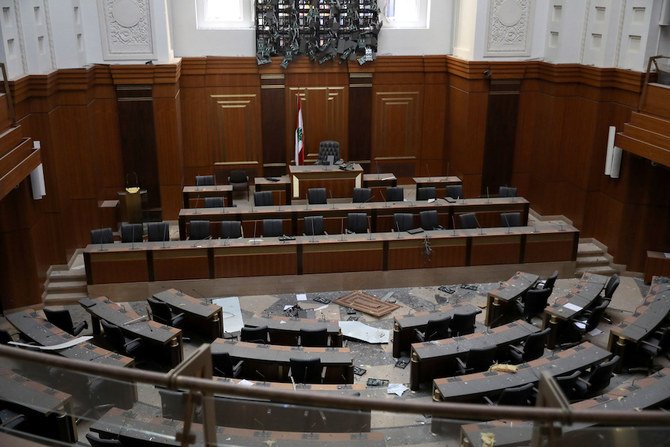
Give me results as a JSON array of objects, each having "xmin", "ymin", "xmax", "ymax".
[
  {"xmin": 194, "ymin": 194, "xmax": 201, "ymax": 214},
  {"xmin": 310, "ymin": 217, "xmax": 316, "ymax": 243},
  {"xmin": 380, "ymin": 190, "xmax": 388, "ymax": 208},
  {"xmin": 329, "ymin": 190, "xmax": 334, "ymax": 209},
  {"xmin": 486, "ymin": 186, "xmax": 490, "ymax": 204},
  {"xmin": 395, "ymin": 219, "xmax": 401, "ymax": 239},
  {"xmin": 340, "ymin": 217, "xmax": 345, "ymax": 240},
  {"xmin": 451, "ymin": 215, "xmax": 457, "ymax": 236},
  {"xmin": 504, "ymin": 214, "xmax": 511, "ymax": 234},
  {"xmin": 251, "ymin": 220, "xmax": 259, "ymax": 244},
  {"xmin": 255, "ymin": 369, "xmax": 266, "ymax": 383},
  {"xmin": 162, "ymin": 223, "xmax": 168, "ymax": 248},
  {"xmin": 359, "ymin": 193, "xmax": 373, "ymax": 209},
  {"xmin": 367, "ymin": 216, "xmax": 372, "ymax": 240},
  {"xmin": 277, "ymin": 190, "xmax": 282, "ymax": 211}
]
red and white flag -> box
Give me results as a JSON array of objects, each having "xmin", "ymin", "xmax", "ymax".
[{"xmin": 294, "ymin": 95, "xmax": 304, "ymax": 165}]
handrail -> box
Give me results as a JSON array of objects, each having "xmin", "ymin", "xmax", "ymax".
[
  {"xmin": 0, "ymin": 63, "xmax": 17, "ymax": 127},
  {"xmin": 639, "ymin": 55, "xmax": 670, "ymax": 111},
  {"xmin": 2, "ymin": 344, "xmax": 670, "ymax": 427}
]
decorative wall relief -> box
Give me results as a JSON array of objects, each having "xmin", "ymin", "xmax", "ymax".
[
  {"xmin": 98, "ymin": 0, "xmax": 155, "ymax": 60},
  {"xmin": 256, "ymin": 0, "xmax": 382, "ymax": 68},
  {"xmin": 486, "ymin": 0, "xmax": 532, "ymax": 56}
]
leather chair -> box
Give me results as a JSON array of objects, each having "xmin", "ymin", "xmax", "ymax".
[
  {"xmin": 420, "ymin": 210, "xmax": 443, "ymax": 230},
  {"xmin": 188, "ymin": 220, "xmax": 211, "ymax": 240},
  {"xmin": 204, "ymin": 197, "xmax": 224, "ymax": 208},
  {"xmin": 195, "ymin": 175, "xmax": 215, "ymax": 186},
  {"xmin": 446, "ymin": 185, "xmax": 463, "ymax": 199},
  {"xmin": 100, "ymin": 320, "xmax": 142, "ymax": 357},
  {"xmin": 500, "ymin": 212, "xmax": 522, "ymax": 228},
  {"xmin": 509, "ymin": 328, "xmax": 550, "ymax": 363},
  {"xmin": 43, "ymin": 308, "xmax": 88, "ymax": 336},
  {"xmin": 393, "ymin": 213, "xmax": 414, "ymax": 232},
  {"xmin": 416, "ymin": 186, "xmax": 436, "ymax": 201},
  {"xmin": 299, "ymin": 327, "xmax": 329, "ymax": 347},
  {"xmin": 386, "ymin": 186, "xmax": 404, "ymax": 202},
  {"xmin": 498, "ymin": 186, "xmax": 517, "ymax": 197},
  {"xmin": 458, "ymin": 213, "xmax": 479, "ymax": 229},
  {"xmin": 574, "ymin": 355, "xmax": 621, "ymax": 397},
  {"xmin": 288, "ymin": 357, "xmax": 326, "ymax": 384},
  {"xmin": 450, "ymin": 310, "xmax": 478, "ymax": 336},
  {"xmin": 254, "ymin": 191, "xmax": 274, "ymax": 207},
  {"xmin": 535, "ymin": 270, "xmax": 559, "ymax": 291},
  {"xmin": 352, "ymin": 187, "xmax": 373, "ymax": 204},
  {"xmin": 228, "ymin": 170, "xmax": 249, "ymax": 199},
  {"xmin": 147, "ymin": 297, "xmax": 185, "ymax": 328},
  {"xmin": 147, "ymin": 222, "xmax": 170, "ymax": 242},
  {"xmin": 317, "ymin": 141, "xmax": 340, "ymax": 165},
  {"xmin": 414, "ymin": 315, "xmax": 451, "ymax": 342},
  {"xmin": 240, "ymin": 326, "xmax": 269, "ymax": 344},
  {"xmin": 212, "ymin": 352, "xmax": 244, "ymax": 378},
  {"xmin": 91, "ymin": 228, "xmax": 114, "ymax": 244},
  {"xmin": 307, "ymin": 187, "xmax": 328, "ymax": 205},
  {"xmin": 304, "ymin": 216, "xmax": 326, "ymax": 236},
  {"xmin": 515, "ymin": 288, "xmax": 552, "ymax": 323},
  {"xmin": 455, "ymin": 345, "xmax": 497, "ymax": 375},
  {"xmin": 86, "ymin": 432, "xmax": 122, "ymax": 447},
  {"xmin": 346, "ymin": 213, "xmax": 368, "ymax": 234},
  {"xmin": 262, "ymin": 219, "xmax": 284, "ymax": 237},
  {"xmin": 484, "ymin": 383, "xmax": 535, "ymax": 406},
  {"xmin": 220, "ymin": 221, "xmax": 243, "ymax": 239},
  {"xmin": 120, "ymin": 223, "xmax": 143, "ymax": 243}
]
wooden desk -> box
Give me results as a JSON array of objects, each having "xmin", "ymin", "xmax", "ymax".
[
  {"xmin": 451, "ymin": 196, "xmax": 529, "ymax": 228},
  {"xmin": 458, "ymin": 368, "xmax": 670, "ymax": 447},
  {"xmin": 254, "ymin": 175, "xmax": 292, "ymax": 205},
  {"xmin": 92, "ymin": 406, "xmax": 385, "ymax": 447},
  {"xmin": 432, "ymin": 342, "xmax": 611, "ymax": 402},
  {"xmin": 413, "ymin": 176, "xmax": 462, "ymax": 199},
  {"xmin": 485, "ymin": 271, "xmax": 539, "ymax": 327},
  {"xmin": 182, "ymin": 185, "xmax": 233, "ymax": 208},
  {"xmin": 0, "ymin": 368, "xmax": 76, "ymax": 443},
  {"xmin": 392, "ymin": 303, "xmax": 482, "ymax": 358},
  {"xmin": 363, "ymin": 173, "xmax": 397, "ymax": 201},
  {"xmin": 410, "ymin": 321, "xmax": 539, "ymax": 391},
  {"xmin": 543, "ymin": 272, "xmax": 608, "ymax": 348},
  {"xmin": 152, "ymin": 289, "xmax": 223, "ymax": 340},
  {"xmin": 608, "ymin": 277, "xmax": 670, "ymax": 367},
  {"xmin": 79, "ymin": 297, "xmax": 183, "ymax": 367},
  {"xmin": 645, "ymin": 251, "xmax": 670, "ymax": 284},
  {"xmin": 211, "ymin": 339, "xmax": 354, "ymax": 384},
  {"xmin": 289, "ymin": 164, "xmax": 364, "ymax": 199},
  {"xmin": 244, "ymin": 315, "xmax": 342, "ymax": 347}
]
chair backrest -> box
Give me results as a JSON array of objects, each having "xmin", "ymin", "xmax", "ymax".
[
  {"xmin": 352, "ymin": 187, "xmax": 372, "ymax": 203},
  {"xmin": 304, "ymin": 216, "xmax": 325, "ymax": 236},
  {"xmin": 262, "ymin": 219, "xmax": 283, "ymax": 237},
  {"xmin": 543, "ymin": 270, "xmax": 559, "ymax": 290},
  {"xmin": 91, "ymin": 228, "xmax": 114, "ymax": 244},
  {"xmin": 523, "ymin": 288, "xmax": 552, "ymax": 320},
  {"xmin": 240, "ymin": 326, "xmax": 269, "ymax": 344},
  {"xmin": 43, "ymin": 308, "xmax": 75, "ymax": 334},
  {"xmin": 588, "ymin": 355, "xmax": 620, "ymax": 393},
  {"xmin": 459, "ymin": 213, "xmax": 479, "ymax": 229},
  {"xmin": 496, "ymin": 382, "xmax": 534, "ymax": 406},
  {"xmin": 228, "ymin": 170, "xmax": 248, "ymax": 184},
  {"xmin": 520, "ymin": 328, "xmax": 550, "ymax": 361},
  {"xmin": 120, "ymin": 223, "xmax": 144, "ymax": 243},
  {"xmin": 100, "ymin": 319, "xmax": 126, "ymax": 352},
  {"xmin": 307, "ymin": 187, "xmax": 327, "ymax": 205},
  {"xmin": 386, "ymin": 186, "xmax": 404, "ymax": 202},
  {"xmin": 466, "ymin": 345, "xmax": 497, "ymax": 371},
  {"xmin": 195, "ymin": 175, "xmax": 215, "ymax": 186},
  {"xmin": 289, "ymin": 357, "xmax": 323, "ymax": 383},
  {"xmin": 147, "ymin": 222, "xmax": 170, "ymax": 242},
  {"xmin": 555, "ymin": 370, "xmax": 580, "ymax": 398},
  {"xmin": 212, "ymin": 352, "xmax": 236, "ymax": 377},
  {"xmin": 318, "ymin": 141, "xmax": 340, "ymax": 165},
  {"xmin": 498, "ymin": 186, "xmax": 517, "ymax": 197},
  {"xmin": 147, "ymin": 297, "xmax": 173, "ymax": 324},
  {"xmin": 347, "ymin": 213, "xmax": 368, "ymax": 234},
  {"xmin": 189, "ymin": 220, "xmax": 210, "ymax": 240},
  {"xmin": 446, "ymin": 185, "xmax": 463, "ymax": 199},
  {"xmin": 584, "ymin": 300, "xmax": 610, "ymax": 332},
  {"xmin": 393, "ymin": 213, "xmax": 414, "ymax": 232},
  {"xmin": 604, "ymin": 274, "xmax": 620, "ymax": 299},
  {"xmin": 254, "ymin": 191, "xmax": 274, "ymax": 206},
  {"xmin": 0, "ymin": 329, "xmax": 12, "ymax": 344},
  {"xmin": 299, "ymin": 327, "xmax": 329, "ymax": 347},
  {"xmin": 500, "ymin": 212, "xmax": 522, "ymax": 228},
  {"xmin": 220, "ymin": 221, "xmax": 243, "ymax": 239},
  {"xmin": 420, "ymin": 210, "xmax": 440, "ymax": 230},
  {"xmin": 204, "ymin": 197, "xmax": 224, "ymax": 208},
  {"xmin": 416, "ymin": 186, "xmax": 436, "ymax": 201},
  {"xmin": 424, "ymin": 315, "xmax": 452, "ymax": 341},
  {"xmin": 451, "ymin": 311, "xmax": 478, "ymax": 336}
]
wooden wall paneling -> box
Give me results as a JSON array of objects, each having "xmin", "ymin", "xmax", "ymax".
[
  {"xmin": 213, "ymin": 245, "xmax": 297, "ymax": 277},
  {"xmin": 387, "ymin": 237, "xmax": 467, "ymax": 269},
  {"xmin": 154, "ymin": 88, "xmax": 184, "ymax": 220},
  {"xmin": 181, "ymin": 87, "xmax": 211, "ymax": 183},
  {"xmin": 301, "ymin": 241, "xmax": 384, "ymax": 274},
  {"xmin": 88, "ymin": 98, "xmax": 124, "ymax": 202},
  {"xmin": 261, "ymin": 74, "xmax": 287, "ymax": 176},
  {"xmin": 152, "ymin": 248, "xmax": 209, "ymax": 281},
  {"xmin": 469, "ymin": 235, "xmax": 522, "ymax": 265},
  {"xmin": 511, "ymin": 86, "xmax": 539, "ymax": 194},
  {"xmin": 348, "ymin": 73, "xmax": 373, "ymax": 167},
  {"xmin": 420, "ymin": 80, "xmax": 448, "ymax": 177}
]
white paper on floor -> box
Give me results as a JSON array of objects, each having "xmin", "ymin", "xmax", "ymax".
[
  {"xmin": 212, "ymin": 297, "xmax": 244, "ymax": 334},
  {"xmin": 296, "ymin": 293, "xmax": 307, "ymax": 301},
  {"xmin": 338, "ymin": 321, "xmax": 389, "ymax": 343},
  {"xmin": 387, "ymin": 383, "xmax": 408, "ymax": 397},
  {"xmin": 588, "ymin": 328, "xmax": 603, "ymax": 336}
]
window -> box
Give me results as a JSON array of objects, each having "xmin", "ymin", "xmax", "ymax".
[
  {"xmin": 384, "ymin": 0, "xmax": 430, "ymax": 29},
  {"xmin": 195, "ymin": 0, "xmax": 254, "ymax": 30}
]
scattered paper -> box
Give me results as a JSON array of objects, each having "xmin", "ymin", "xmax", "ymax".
[
  {"xmin": 338, "ymin": 321, "xmax": 390, "ymax": 343},
  {"xmin": 212, "ymin": 297, "xmax": 244, "ymax": 334},
  {"xmin": 481, "ymin": 432, "xmax": 495, "ymax": 447},
  {"xmin": 237, "ymin": 379, "xmax": 254, "ymax": 387},
  {"xmin": 387, "ymin": 383, "xmax": 408, "ymax": 397},
  {"xmin": 284, "ymin": 305, "xmax": 294, "ymax": 310},
  {"xmin": 296, "ymin": 293, "xmax": 307, "ymax": 301},
  {"xmin": 588, "ymin": 328, "xmax": 603, "ymax": 336},
  {"xmin": 563, "ymin": 302, "xmax": 583, "ymax": 312},
  {"xmin": 314, "ymin": 304, "xmax": 329, "ymax": 311},
  {"xmin": 9, "ymin": 336, "xmax": 93, "ymax": 351}
]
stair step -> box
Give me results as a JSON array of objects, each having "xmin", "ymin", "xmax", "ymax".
[
  {"xmin": 575, "ymin": 265, "xmax": 619, "ymax": 277},
  {"xmin": 576, "ymin": 256, "xmax": 611, "ymax": 267},
  {"xmin": 49, "ymin": 269, "xmax": 86, "ymax": 282},
  {"xmin": 43, "ymin": 292, "xmax": 89, "ymax": 306},
  {"xmin": 577, "ymin": 242, "xmax": 604, "ymax": 256},
  {"xmin": 45, "ymin": 280, "xmax": 87, "ymax": 294}
]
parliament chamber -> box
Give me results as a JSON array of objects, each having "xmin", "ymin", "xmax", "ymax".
[{"xmin": 1, "ymin": 1, "xmax": 670, "ymax": 446}]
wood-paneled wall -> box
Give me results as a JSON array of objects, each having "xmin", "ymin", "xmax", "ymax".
[{"xmin": 3, "ymin": 55, "xmax": 668, "ymax": 310}]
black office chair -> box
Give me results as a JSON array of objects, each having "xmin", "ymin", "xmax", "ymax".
[
  {"xmin": 147, "ymin": 222, "xmax": 170, "ymax": 242},
  {"xmin": 352, "ymin": 187, "xmax": 373, "ymax": 204},
  {"xmin": 484, "ymin": 382, "xmax": 535, "ymax": 406},
  {"xmin": 574, "ymin": 355, "xmax": 620, "ymax": 397},
  {"xmin": 304, "ymin": 216, "xmax": 326, "ymax": 236},
  {"xmin": 262, "ymin": 219, "xmax": 284, "ymax": 238},
  {"xmin": 307, "ymin": 188, "xmax": 328, "ymax": 205},
  {"xmin": 204, "ymin": 197, "xmax": 224, "ymax": 208},
  {"xmin": 120, "ymin": 223, "xmax": 144, "ymax": 243},
  {"xmin": 446, "ymin": 185, "xmax": 463, "ymax": 199},
  {"xmin": 416, "ymin": 187, "xmax": 436, "ymax": 201},
  {"xmin": 393, "ymin": 213, "xmax": 414, "ymax": 232},
  {"xmin": 211, "ymin": 352, "xmax": 244, "ymax": 378},
  {"xmin": 509, "ymin": 328, "xmax": 550, "ymax": 363},
  {"xmin": 498, "ymin": 186, "xmax": 517, "ymax": 197},
  {"xmin": 220, "ymin": 221, "xmax": 243, "ymax": 239},
  {"xmin": 386, "ymin": 186, "xmax": 404, "ymax": 202},
  {"xmin": 500, "ymin": 212, "xmax": 522, "ymax": 228},
  {"xmin": 455, "ymin": 345, "xmax": 497, "ymax": 375},
  {"xmin": 515, "ymin": 287, "xmax": 552, "ymax": 323},
  {"xmin": 420, "ymin": 210, "xmax": 443, "ymax": 230},
  {"xmin": 195, "ymin": 175, "xmax": 215, "ymax": 186},
  {"xmin": 43, "ymin": 307, "xmax": 88, "ymax": 336},
  {"xmin": 240, "ymin": 326, "xmax": 269, "ymax": 344},
  {"xmin": 0, "ymin": 408, "xmax": 26, "ymax": 431},
  {"xmin": 317, "ymin": 140, "xmax": 340, "ymax": 165},
  {"xmin": 188, "ymin": 220, "xmax": 211, "ymax": 240},
  {"xmin": 459, "ymin": 212, "xmax": 479, "ymax": 229},
  {"xmin": 253, "ymin": 191, "xmax": 274, "ymax": 207},
  {"xmin": 450, "ymin": 310, "xmax": 478, "ymax": 336},
  {"xmin": 91, "ymin": 228, "xmax": 114, "ymax": 244},
  {"xmin": 534, "ymin": 270, "xmax": 559, "ymax": 291},
  {"xmin": 0, "ymin": 330, "xmax": 12, "ymax": 344},
  {"xmin": 558, "ymin": 300, "xmax": 611, "ymax": 346},
  {"xmin": 299, "ymin": 327, "xmax": 329, "ymax": 347},
  {"xmin": 601, "ymin": 274, "xmax": 620, "ymax": 301},
  {"xmin": 85, "ymin": 432, "xmax": 122, "ymax": 447},
  {"xmin": 414, "ymin": 315, "xmax": 452, "ymax": 342},
  {"xmin": 555, "ymin": 370, "xmax": 581, "ymax": 401},
  {"xmin": 629, "ymin": 326, "xmax": 670, "ymax": 372},
  {"xmin": 147, "ymin": 297, "xmax": 185, "ymax": 328},
  {"xmin": 288, "ymin": 357, "xmax": 326, "ymax": 384},
  {"xmin": 228, "ymin": 170, "xmax": 249, "ymax": 199},
  {"xmin": 346, "ymin": 213, "xmax": 369, "ymax": 234},
  {"xmin": 100, "ymin": 320, "xmax": 142, "ymax": 357}
]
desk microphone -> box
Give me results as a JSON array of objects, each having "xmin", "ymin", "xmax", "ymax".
[
  {"xmin": 451, "ymin": 215, "xmax": 457, "ymax": 236},
  {"xmin": 130, "ymin": 224, "xmax": 137, "ymax": 250},
  {"xmin": 358, "ymin": 194, "xmax": 373, "ymax": 209},
  {"xmin": 395, "ymin": 220, "xmax": 401, "ymax": 239},
  {"xmin": 194, "ymin": 194, "xmax": 201, "ymax": 214},
  {"xmin": 255, "ymin": 369, "xmax": 266, "ymax": 383},
  {"xmin": 252, "ymin": 220, "xmax": 259, "ymax": 244},
  {"xmin": 277, "ymin": 190, "xmax": 282, "ymax": 211},
  {"xmin": 380, "ymin": 190, "xmax": 388, "ymax": 208},
  {"xmin": 504, "ymin": 214, "xmax": 511, "ymax": 234},
  {"xmin": 367, "ymin": 216, "xmax": 372, "ymax": 240},
  {"xmin": 486, "ymin": 187, "xmax": 490, "ymax": 204},
  {"xmin": 340, "ymin": 217, "xmax": 345, "ymax": 241},
  {"xmin": 310, "ymin": 217, "xmax": 316, "ymax": 243},
  {"xmin": 329, "ymin": 190, "xmax": 334, "ymax": 209},
  {"xmin": 426, "ymin": 163, "xmax": 431, "ymax": 182},
  {"xmin": 162, "ymin": 224, "xmax": 168, "ymax": 249}
]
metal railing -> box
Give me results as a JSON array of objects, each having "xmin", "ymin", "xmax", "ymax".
[
  {"xmin": 639, "ymin": 55, "xmax": 670, "ymax": 111},
  {"xmin": 0, "ymin": 63, "xmax": 16, "ymax": 127}
]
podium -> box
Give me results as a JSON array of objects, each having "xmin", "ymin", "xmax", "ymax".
[{"xmin": 117, "ymin": 188, "xmax": 146, "ymax": 223}]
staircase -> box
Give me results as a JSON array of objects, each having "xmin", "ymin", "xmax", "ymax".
[
  {"xmin": 575, "ymin": 238, "xmax": 622, "ymax": 278},
  {"xmin": 42, "ymin": 256, "xmax": 88, "ymax": 306}
]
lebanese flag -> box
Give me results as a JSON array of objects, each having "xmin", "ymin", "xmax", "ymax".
[{"xmin": 294, "ymin": 96, "xmax": 304, "ymax": 166}]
